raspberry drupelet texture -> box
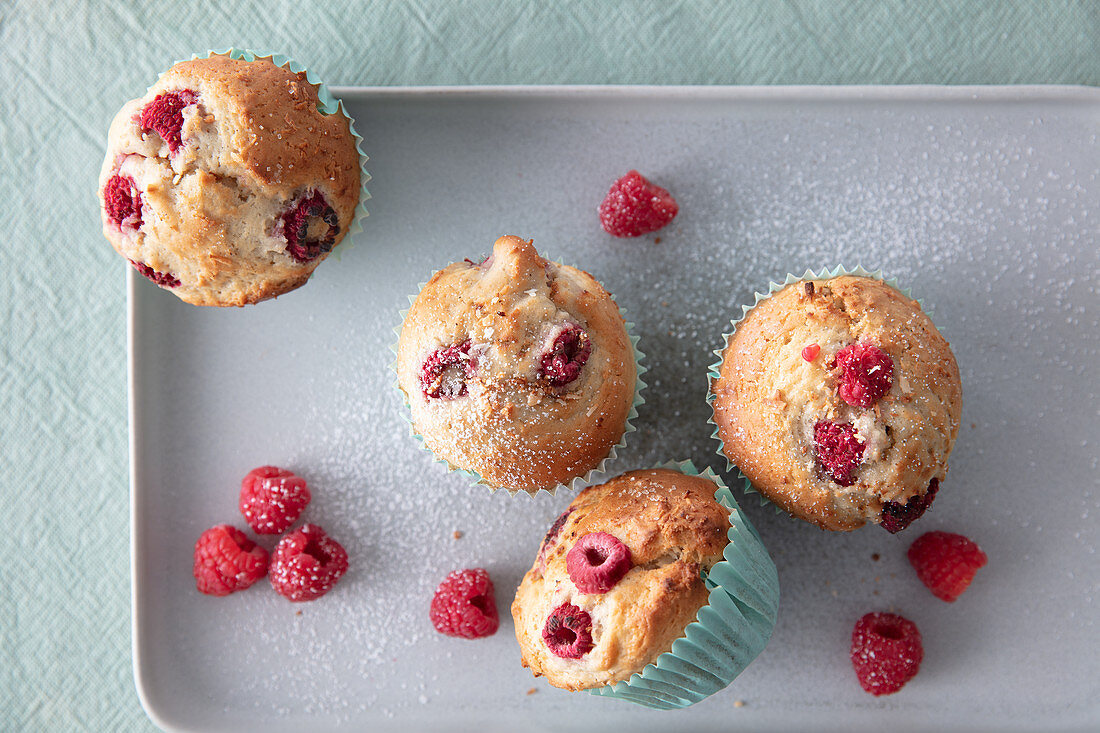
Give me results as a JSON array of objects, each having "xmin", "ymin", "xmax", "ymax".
[
  {"xmin": 139, "ymin": 90, "xmax": 197, "ymax": 154},
  {"xmin": 908, "ymin": 531, "xmax": 988, "ymax": 601},
  {"xmin": 419, "ymin": 340, "xmax": 476, "ymax": 399},
  {"xmin": 192, "ymin": 524, "xmax": 269, "ymax": 596},
  {"xmin": 542, "ymin": 603, "xmax": 594, "ymax": 659},
  {"xmin": 850, "ymin": 612, "xmax": 923, "ymax": 695},
  {"xmin": 429, "ymin": 568, "xmax": 500, "ymax": 639},
  {"xmin": 880, "ymin": 479, "xmax": 939, "ymax": 533},
  {"xmin": 281, "ymin": 191, "xmax": 340, "ymax": 262},
  {"xmin": 269, "ymin": 524, "xmax": 349, "ymax": 602},
  {"xmin": 538, "ymin": 324, "xmax": 591, "ymax": 388},
  {"xmin": 239, "ymin": 465, "xmax": 311, "ymax": 535},
  {"xmin": 835, "ymin": 342, "xmax": 894, "ymax": 408},
  {"xmin": 104, "ymin": 174, "xmax": 143, "ymax": 230},
  {"xmin": 598, "ymin": 170, "xmax": 679, "ymax": 237},
  {"xmin": 813, "ymin": 421, "xmax": 866, "ymax": 486},
  {"xmin": 565, "ymin": 532, "xmax": 632, "ymax": 594},
  {"xmin": 801, "ymin": 343, "xmax": 821, "ymax": 362},
  {"xmin": 129, "ymin": 259, "xmax": 181, "ymax": 288}
]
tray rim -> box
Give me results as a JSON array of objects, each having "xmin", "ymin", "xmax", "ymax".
[{"xmin": 129, "ymin": 83, "xmax": 1100, "ymax": 732}]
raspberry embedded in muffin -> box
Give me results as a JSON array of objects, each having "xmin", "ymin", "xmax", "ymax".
[
  {"xmin": 104, "ymin": 174, "xmax": 143, "ymax": 230},
  {"xmin": 395, "ymin": 235, "xmax": 638, "ymax": 493},
  {"xmin": 139, "ymin": 89, "xmax": 197, "ymax": 154},
  {"xmin": 97, "ymin": 54, "xmax": 362, "ymax": 306},
  {"xmin": 711, "ymin": 275, "xmax": 962, "ymax": 532}
]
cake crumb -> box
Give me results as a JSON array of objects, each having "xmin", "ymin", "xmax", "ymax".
[
  {"xmin": 295, "ymin": 610, "xmax": 303, "ymax": 616},
  {"xmin": 871, "ymin": 552, "xmax": 880, "ymax": 561},
  {"xmin": 734, "ymin": 699, "xmax": 746, "ymax": 708},
  {"xmin": 453, "ymin": 530, "xmax": 464, "ymax": 540},
  {"xmin": 654, "ymin": 236, "xmax": 662, "ymax": 244},
  {"xmin": 526, "ymin": 687, "xmax": 538, "ymax": 696}
]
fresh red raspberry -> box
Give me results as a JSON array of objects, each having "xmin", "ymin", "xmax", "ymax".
[
  {"xmin": 280, "ymin": 191, "xmax": 340, "ymax": 262},
  {"xmin": 129, "ymin": 259, "xmax": 181, "ymax": 288},
  {"xmin": 537, "ymin": 507, "xmax": 573, "ymax": 570},
  {"xmin": 835, "ymin": 342, "xmax": 894, "ymax": 408},
  {"xmin": 429, "ymin": 568, "xmax": 499, "ymax": 639},
  {"xmin": 907, "ymin": 531, "xmax": 988, "ymax": 602},
  {"xmin": 238, "ymin": 466, "xmax": 311, "ymax": 535},
  {"xmin": 419, "ymin": 340, "xmax": 475, "ymax": 399},
  {"xmin": 801, "ymin": 343, "xmax": 821, "ymax": 362},
  {"xmin": 813, "ymin": 421, "xmax": 866, "ymax": 486},
  {"xmin": 850, "ymin": 612, "xmax": 923, "ymax": 696},
  {"xmin": 538, "ymin": 324, "xmax": 591, "ymax": 388},
  {"xmin": 104, "ymin": 174, "xmax": 143, "ymax": 230},
  {"xmin": 192, "ymin": 524, "xmax": 269, "ymax": 597},
  {"xmin": 880, "ymin": 479, "xmax": 940, "ymax": 534},
  {"xmin": 598, "ymin": 170, "xmax": 679, "ymax": 237},
  {"xmin": 269, "ymin": 524, "xmax": 349, "ymax": 602},
  {"xmin": 566, "ymin": 532, "xmax": 632, "ymax": 594},
  {"xmin": 139, "ymin": 90, "xmax": 197, "ymax": 154},
  {"xmin": 543, "ymin": 603, "xmax": 594, "ymax": 658}
]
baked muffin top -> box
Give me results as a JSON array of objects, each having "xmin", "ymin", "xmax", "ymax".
[
  {"xmin": 711, "ymin": 275, "xmax": 962, "ymax": 531},
  {"xmin": 98, "ymin": 54, "xmax": 361, "ymax": 306},
  {"xmin": 512, "ymin": 468, "xmax": 730, "ymax": 690},
  {"xmin": 396, "ymin": 235, "xmax": 637, "ymax": 493}
]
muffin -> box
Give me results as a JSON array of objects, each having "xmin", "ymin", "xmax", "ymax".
[
  {"xmin": 710, "ymin": 273, "xmax": 962, "ymax": 532},
  {"xmin": 512, "ymin": 465, "xmax": 778, "ymax": 707},
  {"xmin": 395, "ymin": 235, "xmax": 639, "ymax": 494},
  {"xmin": 98, "ymin": 52, "xmax": 362, "ymax": 306}
]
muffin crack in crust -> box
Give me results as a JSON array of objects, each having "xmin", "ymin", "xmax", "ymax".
[
  {"xmin": 98, "ymin": 54, "xmax": 361, "ymax": 306},
  {"xmin": 711, "ymin": 275, "xmax": 962, "ymax": 531},
  {"xmin": 512, "ymin": 469, "xmax": 731, "ymax": 690},
  {"xmin": 396, "ymin": 236, "xmax": 637, "ymax": 493}
]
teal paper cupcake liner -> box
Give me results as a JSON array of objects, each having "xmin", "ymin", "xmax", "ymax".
[
  {"xmin": 587, "ymin": 459, "xmax": 779, "ymax": 710},
  {"xmin": 185, "ymin": 48, "xmax": 371, "ymax": 246},
  {"xmin": 390, "ymin": 265, "xmax": 647, "ymax": 497},
  {"xmin": 704, "ymin": 265, "xmax": 916, "ymax": 514}
]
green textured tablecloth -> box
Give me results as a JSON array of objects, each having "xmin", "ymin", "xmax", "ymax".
[{"xmin": 1, "ymin": 1, "xmax": 1096, "ymax": 729}]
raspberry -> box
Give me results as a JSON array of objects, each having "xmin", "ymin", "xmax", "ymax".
[
  {"xmin": 104, "ymin": 174, "xmax": 143, "ymax": 230},
  {"xmin": 802, "ymin": 343, "xmax": 821, "ymax": 362},
  {"xmin": 192, "ymin": 524, "xmax": 269, "ymax": 596},
  {"xmin": 238, "ymin": 466, "xmax": 311, "ymax": 535},
  {"xmin": 280, "ymin": 191, "xmax": 339, "ymax": 262},
  {"xmin": 538, "ymin": 324, "xmax": 591, "ymax": 388},
  {"xmin": 139, "ymin": 90, "xmax": 197, "ymax": 154},
  {"xmin": 813, "ymin": 421, "xmax": 866, "ymax": 486},
  {"xmin": 420, "ymin": 340, "xmax": 475, "ymax": 399},
  {"xmin": 566, "ymin": 532, "xmax": 632, "ymax": 594},
  {"xmin": 598, "ymin": 170, "xmax": 679, "ymax": 237},
  {"xmin": 880, "ymin": 479, "xmax": 939, "ymax": 534},
  {"xmin": 537, "ymin": 507, "xmax": 573, "ymax": 570},
  {"xmin": 835, "ymin": 342, "xmax": 894, "ymax": 408},
  {"xmin": 429, "ymin": 568, "xmax": 499, "ymax": 639},
  {"xmin": 907, "ymin": 531, "xmax": 988, "ymax": 602},
  {"xmin": 542, "ymin": 603, "xmax": 594, "ymax": 658},
  {"xmin": 269, "ymin": 524, "xmax": 349, "ymax": 602},
  {"xmin": 850, "ymin": 612, "xmax": 923, "ymax": 695},
  {"xmin": 129, "ymin": 259, "xmax": 181, "ymax": 288}
]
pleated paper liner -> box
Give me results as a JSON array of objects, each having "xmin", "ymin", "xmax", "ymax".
[
  {"xmin": 391, "ymin": 272, "xmax": 646, "ymax": 497},
  {"xmin": 587, "ymin": 459, "xmax": 779, "ymax": 709},
  {"xmin": 705, "ymin": 265, "xmax": 917, "ymax": 513},
  {"xmin": 186, "ymin": 48, "xmax": 371, "ymax": 246}
]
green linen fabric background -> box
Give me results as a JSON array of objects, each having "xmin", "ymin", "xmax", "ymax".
[{"xmin": 0, "ymin": 0, "xmax": 1096, "ymax": 729}]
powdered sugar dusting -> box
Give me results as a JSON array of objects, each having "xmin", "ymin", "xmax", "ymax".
[{"xmin": 133, "ymin": 90, "xmax": 1099, "ymax": 729}]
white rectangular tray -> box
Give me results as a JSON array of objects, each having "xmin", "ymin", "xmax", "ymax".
[{"xmin": 131, "ymin": 86, "xmax": 1100, "ymax": 732}]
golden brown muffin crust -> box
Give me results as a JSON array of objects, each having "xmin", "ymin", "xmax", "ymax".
[
  {"xmin": 396, "ymin": 236, "xmax": 637, "ymax": 493},
  {"xmin": 711, "ymin": 276, "xmax": 962, "ymax": 531},
  {"xmin": 512, "ymin": 468, "xmax": 730, "ymax": 690},
  {"xmin": 98, "ymin": 54, "xmax": 360, "ymax": 306}
]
